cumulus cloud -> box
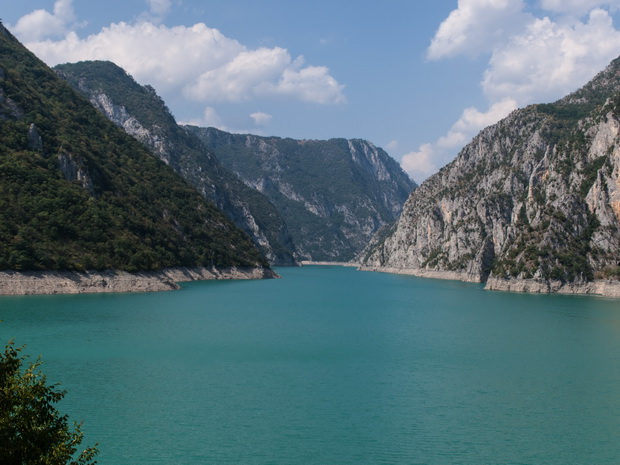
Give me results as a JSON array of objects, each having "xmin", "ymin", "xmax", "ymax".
[
  {"xmin": 483, "ymin": 9, "xmax": 620, "ymax": 104},
  {"xmin": 250, "ymin": 112, "xmax": 272, "ymax": 126},
  {"xmin": 14, "ymin": 7, "xmax": 345, "ymax": 108},
  {"xmin": 427, "ymin": 0, "xmax": 529, "ymax": 59},
  {"xmin": 402, "ymin": 99, "xmax": 517, "ymax": 182},
  {"xmin": 405, "ymin": 2, "xmax": 620, "ymax": 182},
  {"xmin": 13, "ymin": 0, "xmax": 77, "ymax": 42},
  {"xmin": 181, "ymin": 106, "xmax": 226, "ymax": 129},
  {"xmin": 269, "ymin": 65, "xmax": 346, "ymax": 104},
  {"xmin": 139, "ymin": 0, "xmax": 173, "ymax": 24},
  {"xmin": 540, "ymin": 0, "xmax": 620, "ymax": 16},
  {"xmin": 147, "ymin": 0, "xmax": 172, "ymax": 17},
  {"xmin": 185, "ymin": 47, "xmax": 292, "ymax": 102},
  {"xmin": 401, "ymin": 144, "xmax": 438, "ymax": 184}
]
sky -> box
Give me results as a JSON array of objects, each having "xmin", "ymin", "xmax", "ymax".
[{"xmin": 4, "ymin": 1, "xmax": 620, "ymax": 183}]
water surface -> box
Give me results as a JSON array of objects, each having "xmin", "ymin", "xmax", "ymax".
[{"xmin": 2, "ymin": 266, "xmax": 620, "ymax": 464}]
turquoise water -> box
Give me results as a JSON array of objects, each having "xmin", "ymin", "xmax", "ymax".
[{"xmin": 2, "ymin": 265, "xmax": 620, "ymax": 464}]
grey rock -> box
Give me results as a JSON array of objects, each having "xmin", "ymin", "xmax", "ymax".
[
  {"xmin": 362, "ymin": 56, "xmax": 620, "ymax": 293},
  {"xmin": 189, "ymin": 127, "xmax": 417, "ymax": 262}
]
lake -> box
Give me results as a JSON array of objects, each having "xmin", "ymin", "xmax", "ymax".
[{"xmin": 2, "ymin": 265, "xmax": 620, "ymax": 464}]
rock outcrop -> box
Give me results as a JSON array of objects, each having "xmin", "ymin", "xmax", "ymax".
[
  {"xmin": 189, "ymin": 127, "xmax": 417, "ymax": 262},
  {"xmin": 0, "ymin": 266, "xmax": 278, "ymax": 296},
  {"xmin": 55, "ymin": 61, "xmax": 297, "ymax": 266},
  {"xmin": 56, "ymin": 61, "xmax": 416, "ymax": 264},
  {"xmin": 361, "ymin": 56, "xmax": 620, "ymax": 297}
]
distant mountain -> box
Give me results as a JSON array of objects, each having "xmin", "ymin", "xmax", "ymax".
[
  {"xmin": 55, "ymin": 60, "xmax": 416, "ymax": 263},
  {"xmin": 361, "ymin": 56, "xmax": 620, "ymax": 296},
  {"xmin": 187, "ymin": 127, "xmax": 417, "ymax": 262},
  {"xmin": 55, "ymin": 60, "xmax": 297, "ymax": 265},
  {"xmin": 0, "ymin": 24, "xmax": 267, "ymax": 273}
]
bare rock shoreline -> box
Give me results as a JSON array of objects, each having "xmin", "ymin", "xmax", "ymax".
[
  {"xmin": 300, "ymin": 261, "xmax": 359, "ymax": 267},
  {"xmin": 485, "ymin": 277, "xmax": 620, "ymax": 298},
  {"xmin": 359, "ymin": 266, "xmax": 620, "ymax": 298},
  {"xmin": 0, "ymin": 266, "xmax": 278, "ymax": 296}
]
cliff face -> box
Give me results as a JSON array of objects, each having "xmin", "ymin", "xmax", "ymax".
[
  {"xmin": 362, "ymin": 57, "xmax": 620, "ymax": 293},
  {"xmin": 55, "ymin": 61, "xmax": 297, "ymax": 265},
  {"xmin": 188, "ymin": 127, "xmax": 417, "ymax": 262}
]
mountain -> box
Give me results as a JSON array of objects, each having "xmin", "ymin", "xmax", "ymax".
[
  {"xmin": 54, "ymin": 61, "xmax": 297, "ymax": 266},
  {"xmin": 0, "ymin": 24, "xmax": 268, "ymax": 276},
  {"xmin": 55, "ymin": 60, "xmax": 415, "ymax": 263},
  {"xmin": 187, "ymin": 127, "xmax": 417, "ymax": 262},
  {"xmin": 361, "ymin": 56, "xmax": 620, "ymax": 296}
]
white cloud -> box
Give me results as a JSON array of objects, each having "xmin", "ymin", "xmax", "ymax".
[
  {"xmin": 401, "ymin": 143, "xmax": 438, "ymax": 184},
  {"xmin": 427, "ymin": 0, "xmax": 529, "ymax": 60},
  {"xmin": 181, "ymin": 106, "xmax": 226, "ymax": 129},
  {"xmin": 408, "ymin": 2, "xmax": 620, "ymax": 182},
  {"xmin": 147, "ymin": 0, "xmax": 172, "ymax": 16},
  {"xmin": 401, "ymin": 99, "xmax": 517, "ymax": 182},
  {"xmin": 268, "ymin": 65, "xmax": 346, "ymax": 104},
  {"xmin": 482, "ymin": 9, "xmax": 620, "ymax": 105},
  {"xmin": 184, "ymin": 47, "xmax": 292, "ymax": 102},
  {"xmin": 250, "ymin": 112, "xmax": 272, "ymax": 126},
  {"xmin": 141, "ymin": 0, "xmax": 173, "ymax": 24},
  {"xmin": 14, "ymin": 9, "xmax": 345, "ymax": 108},
  {"xmin": 540, "ymin": 0, "xmax": 620, "ymax": 16},
  {"xmin": 450, "ymin": 98, "xmax": 517, "ymax": 136},
  {"xmin": 386, "ymin": 140, "xmax": 399, "ymax": 151},
  {"xmin": 184, "ymin": 49, "xmax": 345, "ymax": 104},
  {"xmin": 13, "ymin": 0, "xmax": 76, "ymax": 42}
]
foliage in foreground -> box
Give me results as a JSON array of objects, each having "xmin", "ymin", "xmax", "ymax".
[{"xmin": 0, "ymin": 341, "xmax": 98, "ymax": 465}]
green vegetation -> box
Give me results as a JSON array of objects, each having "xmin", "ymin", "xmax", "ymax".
[
  {"xmin": 56, "ymin": 61, "xmax": 296, "ymax": 265},
  {"xmin": 55, "ymin": 61, "xmax": 176, "ymax": 132},
  {"xmin": 579, "ymin": 155, "xmax": 607, "ymax": 198},
  {"xmin": 189, "ymin": 128, "xmax": 416, "ymax": 261},
  {"xmin": 0, "ymin": 26, "xmax": 266, "ymax": 271},
  {"xmin": 0, "ymin": 341, "xmax": 98, "ymax": 465}
]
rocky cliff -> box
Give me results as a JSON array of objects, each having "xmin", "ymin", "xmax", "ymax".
[
  {"xmin": 55, "ymin": 61, "xmax": 297, "ymax": 265},
  {"xmin": 361, "ymin": 56, "xmax": 620, "ymax": 296},
  {"xmin": 188, "ymin": 127, "xmax": 417, "ymax": 261}
]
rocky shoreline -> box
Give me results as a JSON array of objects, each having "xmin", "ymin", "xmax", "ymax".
[
  {"xmin": 0, "ymin": 266, "xmax": 278, "ymax": 296},
  {"xmin": 359, "ymin": 266, "xmax": 620, "ymax": 298},
  {"xmin": 485, "ymin": 277, "xmax": 620, "ymax": 298},
  {"xmin": 300, "ymin": 261, "xmax": 359, "ymax": 267},
  {"xmin": 358, "ymin": 266, "xmax": 483, "ymax": 283}
]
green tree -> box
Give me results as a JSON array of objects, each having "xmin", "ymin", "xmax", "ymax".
[{"xmin": 0, "ymin": 341, "xmax": 98, "ymax": 465}]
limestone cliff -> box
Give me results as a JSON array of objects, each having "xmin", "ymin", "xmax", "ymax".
[
  {"xmin": 188, "ymin": 127, "xmax": 417, "ymax": 262},
  {"xmin": 362, "ymin": 56, "xmax": 620, "ymax": 295}
]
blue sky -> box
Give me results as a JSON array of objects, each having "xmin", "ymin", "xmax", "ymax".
[{"xmin": 4, "ymin": 1, "xmax": 620, "ymax": 183}]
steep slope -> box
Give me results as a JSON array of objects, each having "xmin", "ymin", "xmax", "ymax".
[
  {"xmin": 0, "ymin": 24, "xmax": 268, "ymax": 278},
  {"xmin": 361, "ymin": 56, "xmax": 620, "ymax": 296},
  {"xmin": 55, "ymin": 60, "xmax": 296, "ymax": 265},
  {"xmin": 188, "ymin": 127, "xmax": 417, "ymax": 261}
]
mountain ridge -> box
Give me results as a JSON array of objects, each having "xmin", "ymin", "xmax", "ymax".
[
  {"xmin": 360, "ymin": 55, "xmax": 620, "ymax": 297},
  {"xmin": 55, "ymin": 60, "xmax": 415, "ymax": 263},
  {"xmin": 0, "ymin": 23, "xmax": 272, "ymax": 292},
  {"xmin": 54, "ymin": 60, "xmax": 297, "ymax": 265},
  {"xmin": 188, "ymin": 126, "xmax": 417, "ymax": 262}
]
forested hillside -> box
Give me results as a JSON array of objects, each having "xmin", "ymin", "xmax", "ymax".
[
  {"xmin": 55, "ymin": 60, "xmax": 296, "ymax": 265},
  {"xmin": 0, "ymin": 24, "xmax": 267, "ymax": 272},
  {"xmin": 189, "ymin": 127, "xmax": 417, "ymax": 261}
]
